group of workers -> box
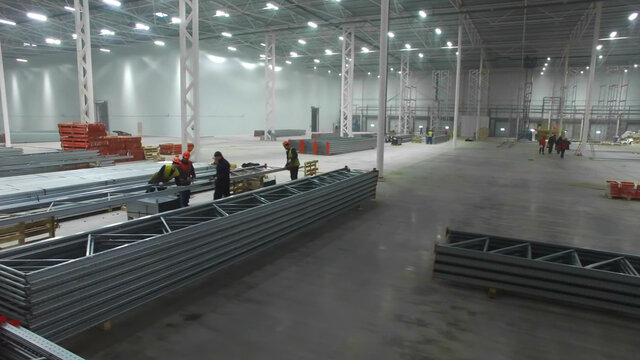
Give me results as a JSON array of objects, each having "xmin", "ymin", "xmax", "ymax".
[
  {"xmin": 538, "ymin": 134, "xmax": 571, "ymax": 159},
  {"xmin": 147, "ymin": 141, "xmax": 300, "ymax": 206}
]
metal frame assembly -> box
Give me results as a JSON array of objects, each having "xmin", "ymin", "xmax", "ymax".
[
  {"xmin": 398, "ymin": 53, "xmax": 415, "ymax": 135},
  {"xmin": 434, "ymin": 230, "xmax": 640, "ymax": 317},
  {"xmin": 264, "ymin": 33, "xmax": 277, "ymax": 141},
  {"xmin": 179, "ymin": 0, "xmax": 200, "ymax": 157},
  {"xmin": 0, "ymin": 39, "xmax": 11, "ymax": 147},
  {"xmin": 0, "ymin": 168, "xmax": 377, "ymax": 341},
  {"xmin": 73, "ymin": 0, "xmax": 95, "ymax": 125},
  {"xmin": 340, "ymin": 26, "xmax": 355, "ymax": 138},
  {"xmin": 0, "ymin": 316, "xmax": 84, "ymax": 360},
  {"xmin": 0, "ymin": 164, "xmax": 285, "ymax": 228}
]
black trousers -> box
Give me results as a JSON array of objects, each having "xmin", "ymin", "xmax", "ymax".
[
  {"xmin": 561, "ymin": 148, "xmax": 566, "ymax": 158},
  {"xmin": 214, "ymin": 182, "xmax": 230, "ymax": 200},
  {"xmin": 290, "ymin": 166, "xmax": 299, "ymax": 180},
  {"xmin": 179, "ymin": 189, "xmax": 191, "ymax": 207}
]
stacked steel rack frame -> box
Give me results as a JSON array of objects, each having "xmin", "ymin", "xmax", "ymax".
[
  {"xmin": 0, "ymin": 165, "xmax": 285, "ymax": 228},
  {"xmin": 434, "ymin": 230, "xmax": 640, "ymax": 317},
  {"xmin": 0, "ymin": 316, "xmax": 84, "ymax": 360},
  {"xmin": 0, "ymin": 168, "xmax": 377, "ymax": 341},
  {"xmin": 0, "ymin": 151, "xmax": 131, "ymax": 177}
]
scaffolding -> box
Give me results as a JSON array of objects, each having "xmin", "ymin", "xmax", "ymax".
[
  {"xmin": 398, "ymin": 53, "xmax": 416, "ymax": 134},
  {"xmin": 521, "ymin": 68, "xmax": 534, "ymax": 129},
  {"xmin": 432, "ymin": 70, "xmax": 451, "ymax": 132},
  {"xmin": 604, "ymin": 66, "xmax": 629, "ymax": 140},
  {"xmin": 466, "ymin": 68, "xmax": 489, "ymax": 113}
]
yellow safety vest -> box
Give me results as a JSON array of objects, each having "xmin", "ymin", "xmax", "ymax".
[{"xmin": 288, "ymin": 148, "xmax": 300, "ymax": 167}]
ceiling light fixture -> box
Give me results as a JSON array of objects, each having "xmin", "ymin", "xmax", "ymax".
[
  {"xmin": 215, "ymin": 10, "xmax": 230, "ymax": 17},
  {"xmin": 338, "ymin": 36, "xmax": 344, "ymax": 41},
  {"xmin": 325, "ymin": 49, "xmax": 333, "ymax": 55},
  {"xmin": 419, "ymin": 10, "xmax": 427, "ymax": 18},
  {"xmin": 135, "ymin": 23, "xmax": 150, "ymax": 30},
  {"xmin": 290, "ymin": 51, "xmax": 298, "ymax": 57},
  {"xmin": 599, "ymin": 55, "xmax": 603, "ymax": 59},
  {"xmin": 388, "ymin": 31, "xmax": 395, "ymax": 38},
  {"xmin": 0, "ymin": 19, "xmax": 16, "ymax": 26},
  {"xmin": 285, "ymin": 60, "xmax": 292, "ymax": 64},
  {"xmin": 227, "ymin": 46, "xmax": 237, "ymax": 51},
  {"xmin": 328, "ymin": 70, "xmax": 331, "ymax": 73},
  {"xmin": 100, "ymin": 48, "xmax": 111, "ymax": 53},
  {"xmin": 547, "ymin": 57, "xmax": 551, "ymax": 61},
  {"xmin": 307, "ymin": 21, "xmax": 318, "ymax": 28},
  {"xmin": 171, "ymin": 17, "xmax": 181, "ymax": 24},
  {"xmin": 635, "ymin": 64, "xmax": 639, "ymax": 68},
  {"xmin": 45, "ymin": 38, "xmax": 61, "ymax": 45},
  {"xmin": 155, "ymin": 12, "xmax": 168, "ymax": 17},
  {"xmin": 265, "ymin": 2, "xmax": 279, "ymax": 10},
  {"xmin": 629, "ymin": 12, "xmax": 638, "ymax": 21},
  {"xmin": 404, "ymin": 43, "xmax": 411, "ymax": 49},
  {"xmin": 446, "ymin": 41, "xmax": 453, "ymax": 47},
  {"xmin": 72, "ymin": 33, "xmax": 77, "ymax": 39},
  {"xmin": 596, "ymin": 44, "xmax": 603, "ymax": 50},
  {"xmin": 16, "ymin": 58, "xmax": 28, "ymax": 63},
  {"xmin": 361, "ymin": 47, "xmax": 370, "ymax": 53},
  {"xmin": 207, "ymin": 55, "xmax": 226, "ymax": 63},
  {"xmin": 418, "ymin": 53, "xmax": 424, "ymax": 58},
  {"xmin": 27, "ymin": 13, "xmax": 47, "ymax": 22},
  {"xmin": 390, "ymin": 67, "xmax": 394, "ymax": 71},
  {"xmin": 540, "ymin": 72, "xmax": 544, "ymax": 75},
  {"xmin": 298, "ymin": 39, "xmax": 306, "ymax": 45},
  {"xmin": 260, "ymin": 43, "xmax": 266, "ymax": 46},
  {"xmin": 314, "ymin": 59, "xmax": 320, "ymax": 63},
  {"xmin": 624, "ymin": 69, "xmax": 628, "ymax": 72},
  {"xmin": 544, "ymin": 63, "xmax": 548, "ymax": 66},
  {"xmin": 221, "ymin": 32, "xmax": 232, "ymax": 37},
  {"xmin": 314, "ymin": 66, "xmax": 317, "ymax": 69},
  {"xmin": 154, "ymin": 40, "xmax": 165, "ymax": 46},
  {"xmin": 580, "ymin": 70, "xmax": 584, "ymax": 74},
  {"xmin": 586, "ymin": 66, "xmax": 589, "ymax": 69},
  {"xmin": 609, "ymin": 31, "xmax": 617, "ymax": 38},
  {"xmin": 102, "ymin": 0, "xmax": 121, "ymax": 7},
  {"xmin": 64, "ymin": 6, "xmax": 75, "ymax": 11},
  {"xmin": 100, "ymin": 29, "xmax": 115, "ymax": 36},
  {"xmin": 435, "ymin": 28, "xmax": 442, "ymax": 35}
]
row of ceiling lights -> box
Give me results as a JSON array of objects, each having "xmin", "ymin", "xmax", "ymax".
[{"xmin": 540, "ymin": 11, "xmax": 638, "ymax": 76}]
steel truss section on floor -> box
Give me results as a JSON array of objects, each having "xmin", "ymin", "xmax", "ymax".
[
  {"xmin": 0, "ymin": 317, "xmax": 84, "ymax": 360},
  {"xmin": 0, "ymin": 151, "xmax": 131, "ymax": 177},
  {"xmin": 0, "ymin": 165, "xmax": 284, "ymax": 228},
  {"xmin": 434, "ymin": 230, "xmax": 640, "ymax": 317},
  {"xmin": 0, "ymin": 168, "xmax": 378, "ymax": 341}
]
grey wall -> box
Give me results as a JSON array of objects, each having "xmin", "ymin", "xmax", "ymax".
[{"xmin": 3, "ymin": 39, "xmax": 341, "ymax": 136}]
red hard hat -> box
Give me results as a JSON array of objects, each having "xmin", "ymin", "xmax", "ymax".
[
  {"xmin": 172, "ymin": 157, "xmax": 180, "ymax": 164},
  {"xmin": 183, "ymin": 151, "xmax": 191, "ymax": 159},
  {"xmin": 282, "ymin": 141, "xmax": 290, "ymax": 147}
]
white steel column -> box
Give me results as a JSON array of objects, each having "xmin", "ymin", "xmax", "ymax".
[
  {"xmin": 376, "ymin": 0, "xmax": 389, "ymax": 179},
  {"xmin": 264, "ymin": 33, "xmax": 276, "ymax": 140},
  {"xmin": 452, "ymin": 18, "xmax": 463, "ymax": 148},
  {"xmin": 579, "ymin": 1, "xmax": 601, "ymax": 145},
  {"xmin": 340, "ymin": 26, "xmax": 354, "ymax": 137},
  {"xmin": 179, "ymin": 0, "xmax": 200, "ymax": 157},
  {"xmin": 475, "ymin": 49, "xmax": 484, "ymax": 141},
  {"xmin": 559, "ymin": 47, "xmax": 570, "ymax": 132},
  {"xmin": 0, "ymin": 41, "xmax": 10, "ymax": 147},
  {"xmin": 74, "ymin": 0, "xmax": 95, "ymax": 124}
]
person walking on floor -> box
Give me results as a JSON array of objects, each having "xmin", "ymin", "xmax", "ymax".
[
  {"xmin": 426, "ymin": 129, "xmax": 434, "ymax": 144},
  {"xmin": 283, "ymin": 141, "xmax": 300, "ymax": 180},
  {"xmin": 560, "ymin": 136, "xmax": 571, "ymax": 159},
  {"xmin": 175, "ymin": 151, "xmax": 196, "ymax": 207},
  {"xmin": 555, "ymin": 136, "xmax": 564, "ymax": 155},
  {"xmin": 538, "ymin": 136, "xmax": 546, "ymax": 155},
  {"xmin": 147, "ymin": 162, "xmax": 181, "ymax": 192},
  {"xmin": 212, "ymin": 151, "xmax": 231, "ymax": 200},
  {"xmin": 547, "ymin": 134, "xmax": 556, "ymax": 154}
]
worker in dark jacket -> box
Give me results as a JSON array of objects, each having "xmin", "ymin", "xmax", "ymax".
[
  {"xmin": 147, "ymin": 163, "xmax": 181, "ymax": 192},
  {"xmin": 175, "ymin": 151, "xmax": 196, "ymax": 206},
  {"xmin": 213, "ymin": 151, "xmax": 231, "ymax": 200},
  {"xmin": 547, "ymin": 134, "xmax": 556, "ymax": 154},
  {"xmin": 555, "ymin": 136, "xmax": 564, "ymax": 154},
  {"xmin": 283, "ymin": 140, "xmax": 300, "ymax": 180}
]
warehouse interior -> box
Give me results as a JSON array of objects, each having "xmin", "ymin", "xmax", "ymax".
[{"xmin": 1, "ymin": 0, "xmax": 640, "ymax": 359}]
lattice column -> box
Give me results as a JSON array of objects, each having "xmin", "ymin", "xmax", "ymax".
[
  {"xmin": 432, "ymin": 70, "xmax": 451, "ymax": 132},
  {"xmin": 74, "ymin": 0, "xmax": 95, "ymax": 124},
  {"xmin": 179, "ymin": 0, "xmax": 200, "ymax": 157},
  {"xmin": 398, "ymin": 53, "xmax": 412, "ymax": 134},
  {"xmin": 340, "ymin": 26, "xmax": 354, "ymax": 137},
  {"xmin": 264, "ymin": 33, "xmax": 276, "ymax": 140}
]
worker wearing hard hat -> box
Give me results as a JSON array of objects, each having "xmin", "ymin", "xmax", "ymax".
[
  {"xmin": 175, "ymin": 151, "xmax": 196, "ymax": 206},
  {"xmin": 283, "ymin": 141, "xmax": 300, "ymax": 180},
  {"xmin": 147, "ymin": 162, "xmax": 181, "ymax": 192}
]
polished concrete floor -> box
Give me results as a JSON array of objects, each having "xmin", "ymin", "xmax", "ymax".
[{"xmin": 55, "ymin": 139, "xmax": 640, "ymax": 359}]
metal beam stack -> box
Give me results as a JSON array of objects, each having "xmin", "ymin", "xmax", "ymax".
[
  {"xmin": 434, "ymin": 230, "xmax": 640, "ymax": 316},
  {"xmin": 0, "ymin": 168, "xmax": 377, "ymax": 341},
  {"xmin": 0, "ymin": 317, "xmax": 84, "ymax": 359},
  {"xmin": 0, "ymin": 150, "xmax": 131, "ymax": 177}
]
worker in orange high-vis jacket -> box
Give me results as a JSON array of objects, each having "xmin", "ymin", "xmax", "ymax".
[
  {"xmin": 283, "ymin": 141, "xmax": 300, "ymax": 180},
  {"xmin": 175, "ymin": 151, "xmax": 196, "ymax": 206}
]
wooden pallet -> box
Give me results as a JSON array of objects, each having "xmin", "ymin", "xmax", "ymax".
[
  {"xmin": 304, "ymin": 160, "xmax": 318, "ymax": 176},
  {"xmin": 143, "ymin": 146, "xmax": 165, "ymax": 161},
  {"xmin": 0, "ymin": 217, "xmax": 58, "ymax": 249}
]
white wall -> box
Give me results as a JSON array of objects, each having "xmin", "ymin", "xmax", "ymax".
[{"xmin": 3, "ymin": 39, "xmax": 340, "ymax": 136}]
